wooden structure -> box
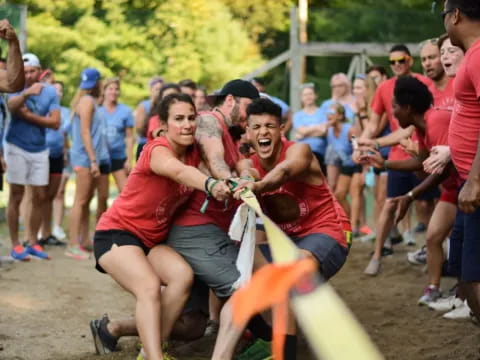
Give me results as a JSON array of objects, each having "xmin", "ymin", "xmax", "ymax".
[{"xmin": 242, "ymin": 7, "xmax": 422, "ymax": 112}]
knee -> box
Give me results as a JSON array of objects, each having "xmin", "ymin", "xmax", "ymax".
[
  {"xmin": 334, "ymin": 189, "xmax": 346, "ymax": 200},
  {"xmin": 384, "ymin": 198, "xmax": 397, "ymax": 213},
  {"xmin": 9, "ymin": 191, "xmax": 23, "ymax": 205},
  {"xmin": 137, "ymin": 277, "xmax": 162, "ymax": 303}
]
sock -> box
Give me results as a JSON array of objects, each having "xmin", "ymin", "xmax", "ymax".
[
  {"xmin": 284, "ymin": 334, "xmax": 297, "ymax": 360},
  {"xmin": 246, "ymin": 314, "xmax": 272, "ymax": 341}
]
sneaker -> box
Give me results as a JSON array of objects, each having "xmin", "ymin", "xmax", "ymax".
[
  {"xmin": 204, "ymin": 319, "xmax": 219, "ymax": 337},
  {"xmin": 65, "ymin": 245, "xmax": 90, "ymax": 260},
  {"xmin": 370, "ymin": 247, "xmax": 393, "ymax": 257},
  {"xmin": 235, "ymin": 338, "xmax": 272, "ymax": 360},
  {"xmin": 364, "ymin": 258, "xmax": 381, "ymax": 276},
  {"xmin": 90, "ymin": 314, "xmax": 118, "ymax": 354},
  {"xmin": 39, "ymin": 235, "xmax": 66, "ymax": 247},
  {"xmin": 414, "ymin": 222, "xmax": 427, "ymax": 233},
  {"xmin": 443, "ymin": 300, "xmax": 471, "ymax": 319},
  {"xmin": 0, "ymin": 255, "xmax": 15, "ymax": 266},
  {"xmin": 11, "ymin": 245, "xmax": 31, "ymax": 261},
  {"xmin": 389, "ymin": 227, "xmax": 403, "ymax": 245},
  {"xmin": 359, "ymin": 232, "xmax": 376, "ymax": 243},
  {"xmin": 403, "ymin": 230, "xmax": 416, "ymax": 246},
  {"xmin": 418, "ymin": 285, "xmax": 442, "ymax": 306},
  {"xmin": 25, "ymin": 244, "xmax": 50, "ymax": 260},
  {"xmin": 52, "ymin": 225, "xmax": 66, "ymax": 241},
  {"xmin": 136, "ymin": 347, "xmax": 177, "ymax": 360},
  {"xmin": 407, "ymin": 246, "xmax": 427, "ymax": 265},
  {"xmin": 359, "ymin": 225, "xmax": 373, "ymax": 235},
  {"xmin": 428, "ymin": 296, "xmax": 463, "ymax": 312}
]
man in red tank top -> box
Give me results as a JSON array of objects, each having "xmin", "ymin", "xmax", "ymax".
[
  {"xmin": 166, "ymin": 79, "xmax": 259, "ymax": 332},
  {"xmin": 211, "ymin": 98, "xmax": 351, "ymax": 360}
]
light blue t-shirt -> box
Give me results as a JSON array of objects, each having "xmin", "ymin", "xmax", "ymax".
[
  {"xmin": 292, "ymin": 108, "xmax": 327, "ymax": 156},
  {"xmin": 137, "ymin": 99, "xmax": 151, "ymax": 146},
  {"xmin": 318, "ymin": 99, "xmax": 355, "ymax": 124},
  {"xmin": 70, "ymin": 97, "xmax": 110, "ymax": 168},
  {"xmin": 99, "ymin": 103, "xmax": 134, "ymax": 160},
  {"xmin": 260, "ymin": 93, "xmax": 289, "ymax": 117},
  {"xmin": 6, "ymin": 84, "xmax": 60, "ymax": 153},
  {"xmin": 46, "ymin": 106, "xmax": 70, "ymax": 158},
  {"xmin": 326, "ymin": 123, "xmax": 355, "ymax": 167}
]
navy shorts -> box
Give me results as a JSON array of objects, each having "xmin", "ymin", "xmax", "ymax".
[
  {"xmin": 386, "ymin": 169, "xmax": 440, "ymax": 200},
  {"xmin": 111, "ymin": 158, "xmax": 126, "ymax": 172},
  {"xmin": 448, "ymin": 206, "xmax": 480, "ymax": 282},
  {"xmin": 259, "ymin": 232, "xmax": 348, "ymax": 280},
  {"xmin": 49, "ymin": 155, "xmax": 64, "ymax": 175}
]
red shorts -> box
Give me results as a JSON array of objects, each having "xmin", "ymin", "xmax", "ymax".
[{"xmin": 439, "ymin": 187, "xmax": 458, "ymax": 204}]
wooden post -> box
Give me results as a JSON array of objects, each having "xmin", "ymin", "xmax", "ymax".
[{"xmin": 289, "ymin": 7, "xmax": 302, "ymax": 114}]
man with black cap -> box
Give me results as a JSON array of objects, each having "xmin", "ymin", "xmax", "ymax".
[
  {"xmin": 5, "ymin": 52, "xmax": 60, "ymax": 261},
  {"xmin": 167, "ymin": 79, "xmax": 259, "ymax": 333}
]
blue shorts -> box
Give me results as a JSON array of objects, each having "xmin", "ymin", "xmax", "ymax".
[
  {"xmin": 448, "ymin": 206, "xmax": 480, "ymax": 282},
  {"xmin": 386, "ymin": 170, "xmax": 440, "ymax": 200},
  {"xmin": 259, "ymin": 232, "xmax": 348, "ymax": 280}
]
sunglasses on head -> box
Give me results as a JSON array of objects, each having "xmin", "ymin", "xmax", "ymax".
[{"xmin": 389, "ymin": 56, "xmax": 409, "ymax": 65}]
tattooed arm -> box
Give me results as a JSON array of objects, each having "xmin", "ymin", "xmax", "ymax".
[{"xmin": 195, "ymin": 114, "xmax": 233, "ymax": 179}]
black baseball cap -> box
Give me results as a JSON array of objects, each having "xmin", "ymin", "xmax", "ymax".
[{"xmin": 207, "ymin": 79, "xmax": 260, "ymax": 106}]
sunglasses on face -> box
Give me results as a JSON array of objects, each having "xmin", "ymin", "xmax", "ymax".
[
  {"xmin": 441, "ymin": 8, "xmax": 455, "ymax": 21},
  {"xmin": 389, "ymin": 56, "xmax": 409, "ymax": 65}
]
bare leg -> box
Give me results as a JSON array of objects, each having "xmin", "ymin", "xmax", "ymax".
[
  {"xmin": 41, "ymin": 175, "xmax": 62, "ymax": 238},
  {"xmin": 333, "ymin": 174, "xmax": 352, "ymax": 217},
  {"xmin": 415, "ymin": 199, "xmax": 435, "ymax": 228},
  {"xmin": 53, "ymin": 174, "xmax": 69, "ymax": 230},
  {"xmin": 112, "ymin": 168, "xmax": 128, "ymax": 193},
  {"xmin": 349, "ymin": 172, "xmax": 364, "ymax": 231},
  {"xmin": 27, "ymin": 185, "xmax": 48, "ymax": 246},
  {"xmin": 99, "ymin": 245, "xmax": 164, "ymax": 360},
  {"xmin": 96, "ymin": 173, "xmax": 109, "ymax": 223},
  {"xmin": 22, "ymin": 187, "xmax": 33, "ymax": 244},
  {"xmin": 426, "ymin": 201, "xmax": 456, "ymax": 287},
  {"xmin": 327, "ymin": 165, "xmax": 340, "ymax": 192},
  {"xmin": 7, "ymin": 184, "xmax": 24, "ymax": 247},
  {"xmin": 372, "ymin": 198, "xmax": 397, "ymax": 261}
]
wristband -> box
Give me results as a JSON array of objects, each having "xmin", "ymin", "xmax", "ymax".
[
  {"xmin": 204, "ymin": 176, "xmax": 214, "ymax": 194},
  {"xmin": 374, "ymin": 140, "xmax": 380, "ymax": 151},
  {"xmin": 207, "ymin": 179, "xmax": 221, "ymax": 195},
  {"xmin": 384, "ymin": 160, "xmax": 389, "ymax": 170},
  {"xmin": 91, "ymin": 159, "xmax": 97, "ymax": 164},
  {"xmin": 240, "ymin": 175, "xmax": 255, "ymax": 181}
]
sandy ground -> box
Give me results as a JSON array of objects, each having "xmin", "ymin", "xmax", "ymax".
[{"xmin": 1, "ymin": 233, "xmax": 479, "ymax": 360}]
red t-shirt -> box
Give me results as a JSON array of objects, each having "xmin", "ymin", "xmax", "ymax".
[
  {"xmin": 417, "ymin": 78, "xmax": 461, "ymax": 191},
  {"xmin": 251, "ymin": 140, "xmax": 350, "ymax": 248},
  {"xmin": 371, "ymin": 73, "xmax": 432, "ymax": 161},
  {"xmin": 146, "ymin": 115, "xmax": 161, "ymax": 142},
  {"xmin": 174, "ymin": 111, "xmax": 241, "ymax": 232},
  {"xmin": 449, "ymin": 38, "xmax": 480, "ymax": 180},
  {"xmin": 96, "ymin": 136, "xmax": 201, "ymax": 248}
]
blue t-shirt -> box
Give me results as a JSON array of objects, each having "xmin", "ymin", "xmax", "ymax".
[
  {"xmin": 318, "ymin": 99, "xmax": 355, "ymax": 124},
  {"xmin": 260, "ymin": 93, "xmax": 289, "ymax": 118},
  {"xmin": 70, "ymin": 97, "xmax": 110, "ymax": 168},
  {"xmin": 99, "ymin": 103, "xmax": 134, "ymax": 160},
  {"xmin": 137, "ymin": 99, "xmax": 151, "ymax": 146},
  {"xmin": 6, "ymin": 84, "xmax": 60, "ymax": 152},
  {"xmin": 292, "ymin": 108, "xmax": 327, "ymax": 156},
  {"xmin": 327, "ymin": 123, "xmax": 355, "ymax": 167},
  {"xmin": 46, "ymin": 106, "xmax": 70, "ymax": 158}
]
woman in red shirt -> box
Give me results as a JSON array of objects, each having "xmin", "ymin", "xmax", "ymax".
[{"xmin": 92, "ymin": 93, "xmax": 230, "ymax": 360}]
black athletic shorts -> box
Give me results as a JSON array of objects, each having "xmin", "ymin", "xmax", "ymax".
[
  {"xmin": 340, "ymin": 164, "xmax": 362, "ymax": 176},
  {"xmin": 93, "ymin": 229, "xmax": 150, "ymax": 273},
  {"xmin": 99, "ymin": 162, "xmax": 111, "ymax": 175},
  {"xmin": 49, "ymin": 155, "xmax": 64, "ymax": 175},
  {"xmin": 111, "ymin": 158, "xmax": 126, "ymax": 172}
]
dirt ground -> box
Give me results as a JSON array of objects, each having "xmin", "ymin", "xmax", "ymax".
[{"xmin": 1, "ymin": 233, "xmax": 479, "ymax": 360}]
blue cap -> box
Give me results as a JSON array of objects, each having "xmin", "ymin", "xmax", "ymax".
[{"xmin": 79, "ymin": 68, "xmax": 101, "ymax": 90}]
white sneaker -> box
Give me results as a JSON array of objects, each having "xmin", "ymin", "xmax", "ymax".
[
  {"xmin": 407, "ymin": 246, "xmax": 427, "ymax": 265},
  {"xmin": 403, "ymin": 230, "xmax": 416, "ymax": 246},
  {"xmin": 52, "ymin": 225, "xmax": 67, "ymax": 241},
  {"xmin": 428, "ymin": 296, "xmax": 464, "ymax": 312},
  {"xmin": 443, "ymin": 300, "xmax": 471, "ymax": 319}
]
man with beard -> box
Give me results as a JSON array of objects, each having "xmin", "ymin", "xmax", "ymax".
[{"xmin": 210, "ymin": 97, "xmax": 351, "ymax": 360}]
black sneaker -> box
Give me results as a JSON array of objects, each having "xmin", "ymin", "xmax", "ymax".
[
  {"xmin": 370, "ymin": 247, "xmax": 393, "ymax": 258},
  {"xmin": 90, "ymin": 314, "xmax": 118, "ymax": 354},
  {"xmin": 39, "ymin": 235, "xmax": 66, "ymax": 247},
  {"xmin": 414, "ymin": 222, "xmax": 427, "ymax": 233}
]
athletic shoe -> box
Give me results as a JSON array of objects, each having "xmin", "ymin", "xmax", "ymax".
[
  {"xmin": 204, "ymin": 319, "xmax": 219, "ymax": 337},
  {"xmin": 389, "ymin": 227, "xmax": 403, "ymax": 245},
  {"xmin": 403, "ymin": 230, "xmax": 416, "ymax": 246},
  {"xmin": 418, "ymin": 285, "xmax": 441, "ymax": 306},
  {"xmin": 407, "ymin": 246, "xmax": 427, "ymax": 265},
  {"xmin": 443, "ymin": 300, "xmax": 471, "ymax": 319},
  {"xmin": 136, "ymin": 347, "xmax": 177, "ymax": 360},
  {"xmin": 359, "ymin": 225, "xmax": 373, "ymax": 235},
  {"xmin": 52, "ymin": 225, "xmax": 66, "ymax": 241},
  {"xmin": 10, "ymin": 245, "xmax": 30, "ymax": 261},
  {"xmin": 359, "ymin": 232, "xmax": 375, "ymax": 243},
  {"xmin": 370, "ymin": 247, "xmax": 393, "ymax": 257},
  {"xmin": 414, "ymin": 222, "xmax": 427, "ymax": 233},
  {"xmin": 38, "ymin": 235, "xmax": 66, "ymax": 247},
  {"xmin": 90, "ymin": 314, "xmax": 118, "ymax": 354},
  {"xmin": 25, "ymin": 244, "xmax": 50, "ymax": 260},
  {"xmin": 428, "ymin": 295, "xmax": 463, "ymax": 312},
  {"xmin": 364, "ymin": 258, "xmax": 381, "ymax": 276},
  {"xmin": 235, "ymin": 338, "xmax": 272, "ymax": 360},
  {"xmin": 65, "ymin": 245, "xmax": 90, "ymax": 260},
  {"xmin": 0, "ymin": 255, "xmax": 15, "ymax": 266}
]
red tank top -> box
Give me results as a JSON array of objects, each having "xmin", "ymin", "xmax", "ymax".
[
  {"xmin": 96, "ymin": 136, "xmax": 201, "ymax": 248},
  {"xmin": 251, "ymin": 140, "xmax": 350, "ymax": 248},
  {"xmin": 174, "ymin": 110, "xmax": 241, "ymax": 232}
]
